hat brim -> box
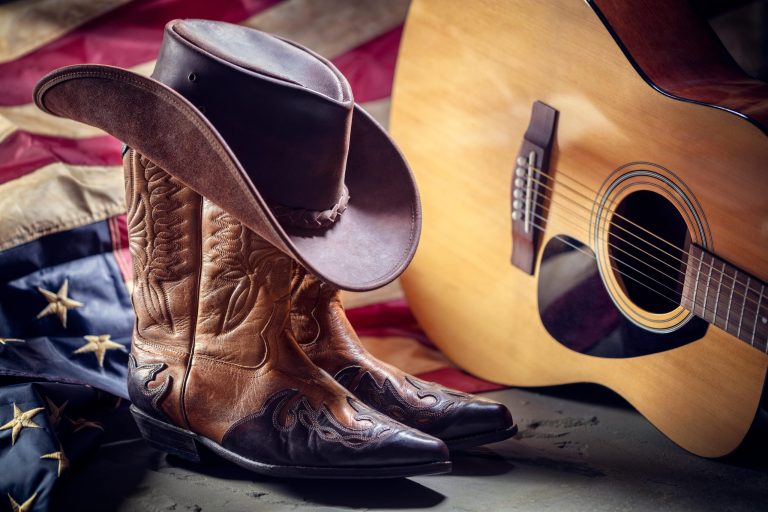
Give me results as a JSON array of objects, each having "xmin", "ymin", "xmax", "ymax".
[{"xmin": 34, "ymin": 65, "xmax": 420, "ymax": 291}]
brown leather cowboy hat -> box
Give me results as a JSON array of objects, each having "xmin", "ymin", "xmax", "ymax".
[{"xmin": 34, "ymin": 19, "xmax": 420, "ymax": 291}]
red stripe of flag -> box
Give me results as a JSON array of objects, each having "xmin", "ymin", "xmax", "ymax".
[
  {"xmin": 0, "ymin": 14, "xmax": 402, "ymax": 185},
  {"xmin": 332, "ymin": 25, "xmax": 403, "ymax": 103},
  {"xmin": 0, "ymin": 132, "xmax": 122, "ymax": 184},
  {"xmin": 347, "ymin": 297, "xmax": 432, "ymax": 345},
  {"xmin": 0, "ymin": 0, "xmax": 282, "ymax": 106},
  {"xmin": 109, "ymin": 214, "xmax": 133, "ymax": 284}
]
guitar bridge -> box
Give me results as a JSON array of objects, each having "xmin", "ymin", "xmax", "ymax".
[{"xmin": 511, "ymin": 101, "xmax": 558, "ymax": 275}]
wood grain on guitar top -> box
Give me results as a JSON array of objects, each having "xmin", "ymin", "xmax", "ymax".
[{"xmin": 391, "ymin": 0, "xmax": 768, "ymax": 457}]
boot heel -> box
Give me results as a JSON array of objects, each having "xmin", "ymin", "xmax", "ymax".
[{"xmin": 130, "ymin": 405, "xmax": 201, "ymax": 462}]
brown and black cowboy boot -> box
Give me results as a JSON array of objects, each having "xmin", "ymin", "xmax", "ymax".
[
  {"xmin": 290, "ymin": 269, "xmax": 518, "ymax": 450},
  {"xmin": 124, "ymin": 150, "xmax": 450, "ymax": 478}
]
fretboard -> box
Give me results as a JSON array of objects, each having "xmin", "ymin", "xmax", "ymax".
[{"xmin": 681, "ymin": 245, "xmax": 768, "ymax": 352}]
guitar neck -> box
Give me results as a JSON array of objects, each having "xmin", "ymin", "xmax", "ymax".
[{"xmin": 682, "ymin": 245, "xmax": 768, "ymax": 352}]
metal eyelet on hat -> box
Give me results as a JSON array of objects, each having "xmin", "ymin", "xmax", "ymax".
[{"xmin": 188, "ymin": 72, "xmax": 198, "ymax": 82}]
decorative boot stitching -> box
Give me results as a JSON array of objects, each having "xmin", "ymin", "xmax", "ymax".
[
  {"xmin": 225, "ymin": 389, "xmax": 394, "ymax": 449},
  {"xmin": 128, "ymin": 154, "xmax": 194, "ymax": 333},
  {"xmin": 335, "ymin": 367, "xmax": 471, "ymax": 427},
  {"xmin": 203, "ymin": 209, "xmax": 293, "ymax": 336},
  {"xmin": 127, "ymin": 353, "xmax": 171, "ymax": 422}
]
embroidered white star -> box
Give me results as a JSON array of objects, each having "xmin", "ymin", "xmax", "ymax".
[
  {"xmin": 36, "ymin": 279, "xmax": 83, "ymax": 328},
  {"xmin": 0, "ymin": 403, "xmax": 44, "ymax": 445},
  {"xmin": 72, "ymin": 334, "xmax": 124, "ymax": 367}
]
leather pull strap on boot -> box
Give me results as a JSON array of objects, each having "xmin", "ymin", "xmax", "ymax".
[
  {"xmin": 290, "ymin": 269, "xmax": 518, "ymax": 450},
  {"xmin": 124, "ymin": 150, "xmax": 450, "ymax": 478}
]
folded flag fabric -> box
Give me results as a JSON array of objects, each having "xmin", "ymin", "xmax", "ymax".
[{"xmin": 0, "ymin": 1, "xmax": 499, "ymax": 509}]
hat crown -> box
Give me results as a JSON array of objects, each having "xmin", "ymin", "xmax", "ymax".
[{"xmin": 152, "ymin": 19, "xmax": 353, "ymax": 213}]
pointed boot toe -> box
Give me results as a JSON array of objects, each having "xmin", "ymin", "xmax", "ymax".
[
  {"xmin": 427, "ymin": 397, "xmax": 517, "ymax": 451},
  {"xmin": 363, "ymin": 426, "xmax": 450, "ymax": 468}
]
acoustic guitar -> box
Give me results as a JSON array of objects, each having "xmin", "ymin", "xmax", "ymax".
[{"xmin": 390, "ymin": 0, "xmax": 768, "ymax": 457}]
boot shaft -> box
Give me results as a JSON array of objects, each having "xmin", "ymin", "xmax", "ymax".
[
  {"xmin": 290, "ymin": 266, "xmax": 370, "ymax": 366},
  {"xmin": 124, "ymin": 149, "xmax": 200, "ymax": 426},
  {"xmin": 194, "ymin": 200, "xmax": 295, "ymax": 367},
  {"xmin": 124, "ymin": 149, "xmax": 202, "ymax": 348}
]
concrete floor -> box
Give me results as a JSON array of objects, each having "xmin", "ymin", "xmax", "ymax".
[{"xmin": 56, "ymin": 386, "xmax": 768, "ymax": 512}]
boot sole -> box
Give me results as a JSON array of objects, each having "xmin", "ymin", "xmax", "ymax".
[
  {"xmin": 444, "ymin": 423, "xmax": 519, "ymax": 451},
  {"xmin": 131, "ymin": 406, "xmax": 452, "ymax": 479}
]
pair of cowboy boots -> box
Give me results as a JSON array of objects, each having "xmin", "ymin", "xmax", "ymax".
[
  {"xmin": 124, "ymin": 150, "xmax": 516, "ymax": 478},
  {"xmin": 34, "ymin": 17, "xmax": 516, "ymax": 478}
]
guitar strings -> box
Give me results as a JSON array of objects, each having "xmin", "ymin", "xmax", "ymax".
[
  {"xmin": 528, "ymin": 169, "xmax": 726, "ymax": 278},
  {"xmin": 532, "ymin": 213, "xmax": 767, "ymax": 348},
  {"xmin": 529, "ymin": 208, "xmax": 693, "ymax": 297},
  {"xmin": 522, "ymin": 168, "xmax": 765, "ymax": 311},
  {"xmin": 528, "ymin": 217, "xmax": 685, "ymax": 310},
  {"xmin": 526, "ymin": 164, "xmax": 744, "ymax": 282},
  {"xmin": 528, "ymin": 189, "xmax": 767, "ymax": 318},
  {"xmin": 531, "ymin": 165, "xmax": 699, "ymax": 256},
  {"xmin": 529, "ymin": 208, "xmax": 767, "ymax": 330},
  {"xmin": 525, "ymin": 216, "xmax": 768, "ymax": 348},
  {"xmin": 532, "ymin": 210, "xmax": 720, "ymax": 314},
  {"xmin": 531, "ymin": 186, "xmax": 688, "ymax": 280},
  {"xmin": 531, "ymin": 190, "xmax": 714, "ymax": 296},
  {"xmin": 528, "ymin": 177, "xmax": 766, "ymax": 314},
  {"xmin": 530, "ymin": 175, "xmax": 690, "ymax": 272},
  {"xmin": 531, "ymin": 165, "xmax": 766, "ymax": 308}
]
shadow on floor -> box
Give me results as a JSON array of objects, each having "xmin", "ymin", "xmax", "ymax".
[
  {"xmin": 448, "ymin": 446, "xmax": 516, "ymax": 477},
  {"xmin": 168, "ymin": 452, "xmax": 447, "ymax": 509}
]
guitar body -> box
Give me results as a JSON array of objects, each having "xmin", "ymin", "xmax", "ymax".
[{"xmin": 390, "ymin": 0, "xmax": 768, "ymax": 457}]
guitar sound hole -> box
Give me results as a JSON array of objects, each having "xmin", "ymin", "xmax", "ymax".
[
  {"xmin": 538, "ymin": 236, "xmax": 708, "ymax": 358},
  {"xmin": 607, "ymin": 190, "xmax": 688, "ymax": 314}
]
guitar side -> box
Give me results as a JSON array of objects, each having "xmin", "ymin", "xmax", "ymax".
[{"xmin": 391, "ymin": 0, "xmax": 768, "ymax": 457}]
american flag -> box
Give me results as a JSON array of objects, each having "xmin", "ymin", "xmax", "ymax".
[{"xmin": 0, "ymin": 1, "xmax": 501, "ymax": 509}]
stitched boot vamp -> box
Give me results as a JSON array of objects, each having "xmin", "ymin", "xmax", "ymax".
[
  {"xmin": 292, "ymin": 271, "xmax": 517, "ymax": 447},
  {"xmin": 332, "ymin": 360, "xmax": 513, "ymax": 442},
  {"xmin": 217, "ymin": 368, "xmax": 448, "ymax": 468}
]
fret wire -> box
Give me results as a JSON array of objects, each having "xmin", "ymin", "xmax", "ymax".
[
  {"xmin": 693, "ymin": 252, "xmax": 703, "ymax": 317},
  {"xmin": 680, "ymin": 248, "xmax": 767, "ymax": 330},
  {"xmin": 713, "ymin": 261, "xmax": 724, "ymax": 325},
  {"xmin": 702, "ymin": 253, "xmax": 713, "ymax": 316},
  {"xmin": 726, "ymin": 269, "xmax": 737, "ymax": 332},
  {"xmin": 738, "ymin": 276, "xmax": 751, "ymax": 342},
  {"xmin": 689, "ymin": 288, "xmax": 765, "ymax": 347},
  {"xmin": 703, "ymin": 261, "xmax": 768, "ymax": 319},
  {"xmin": 682, "ymin": 250, "xmax": 768, "ymax": 324},
  {"xmin": 753, "ymin": 284, "xmax": 764, "ymax": 351},
  {"xmin": 710, "ymin": 271, "xmax": 768, "ymax": 331}
]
